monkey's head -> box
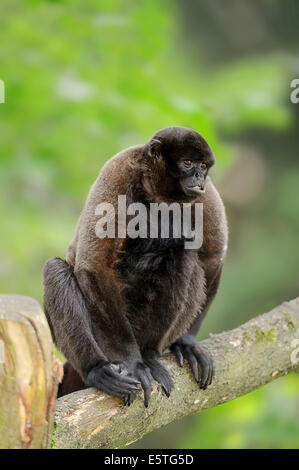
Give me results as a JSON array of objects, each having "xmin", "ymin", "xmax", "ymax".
[{"xmin": 143, "ymin": 126, "xmax": 215, "ymax": 201}]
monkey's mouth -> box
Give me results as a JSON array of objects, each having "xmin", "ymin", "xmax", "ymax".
[{"xmin": 186, "ymin": 185, "xmax": 206, "ymax": 195}]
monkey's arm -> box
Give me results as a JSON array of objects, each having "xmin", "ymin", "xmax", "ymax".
[
  {"xmin": 170, "ymin": 266, "xmax": 222, "ymax": 390},
  {"xmin": 189, "ymin": 264, "xmax": 223, "ymax": 336},
  {"xmin": 187, "ymin": 181, "xmax": 228, "ymax": 338},
  {"xmin": 170, "ymin": 180, "xmax": 227, "ymax": 389}
]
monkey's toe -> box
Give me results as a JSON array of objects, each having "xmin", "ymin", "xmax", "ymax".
[
  {"xmin": 171, "ymin": 344, "xmax": 184, "ymax": 367},
  {"xmin": 188, "ymin": 344, "xmax": 214, "ymax": 389},
  {"xmin": 170, "ymin": 336, "xmax": 214, "ymax": 389},
  {"xmin": 145, "ymin": 359, "xmax": 173, "ymax": 397},
  {"xmin": 135, "ymin": 362, "xmax": 154, "ymax": 407}
]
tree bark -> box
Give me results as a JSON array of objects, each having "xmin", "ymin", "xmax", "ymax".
[
  {"xmin": 0, "ymin": 294, "xmax": 62, "ymax": 449},
  {"xmin": 53, "ymin": 297, "xmax": 299, "ymax": 449}
]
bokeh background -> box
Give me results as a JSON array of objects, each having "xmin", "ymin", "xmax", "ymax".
[{"xmin": 1, "ymin": 0, "xmax": 299, "ymax": 448}]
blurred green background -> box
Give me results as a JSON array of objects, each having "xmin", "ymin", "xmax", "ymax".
[{"xmin": 0, "ymin": 0, "xmax": 299, "ymax": 449}]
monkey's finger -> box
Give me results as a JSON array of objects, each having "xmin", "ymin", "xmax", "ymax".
[
  {"xmin": 105, "ymin": 366, "xmax": 141, "ymax": 384},
  {"xmin": 128, "ymin": 391, "xmax": 137, "ymax": 405},
  {"xmin": 123, "ymin": 394, "xmax": 131, "ymax": 406},
  {"xmin": 104, "ymin": 367, "xmax": 141, "ymax": 386},
  {"xmin": 204, "ymin": 350, "xmax": 214, "ymax": 388},
  {"xmin": 199, "ymin": 357, "xmax": 210, "ymax": 389},
  {"xmin": 141, "ymin": 380, "xmax": 152, "ymax": 408},
  {"xmin": 102, "ymin": 378, "xmax": 138, "ymax": 397},
  {"xmin": 102, "ymin": 372, "xmax": 140, "ymax": 393},
  {"xmin": 159, "ymin": 376, "xmax": 173, "ymax": 397},
  {"xmin": 94, "ymin": 378, "xmax": 134, "ymax": 400},
  {"xmin": 87, "ymin": 367, "xmax": 138, "ymax": 397},
  {"xmin": 208, "ymin": 360, "xmax": 214, "ymax": 387},
  {"xmin": 184, "ymin": 348, "xmax": 199, "ymax": 382},
  {"xmin": 104, "ymin": 375, "xmax": 140, "ymax": 394},
  {"xmin": 137, "ymin": 367, "xmax": 153, "ymax": 407},
  {"xmin": 146, "ymin": 360, "xmax": 173, "ymax": 397},
  {"xmin": 123, "ymin": 391, "xmax": 137, "ymax": 406},
  {"xmin": 172, "ymin": 345, "xmax": 184, "ymax": 367},
  {"xmin": 144, "ymin": 364, "xmax": 154, "ymax": 384}
]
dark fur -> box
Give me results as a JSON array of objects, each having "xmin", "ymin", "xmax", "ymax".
[{"xmin": 43, "ymin": 126, "xmax": 228, "ymax": 405}]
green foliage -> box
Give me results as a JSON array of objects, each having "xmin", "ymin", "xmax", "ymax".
[
  {"xmin": 180, "ymin": 374, "xmax": 299, "ymax": 449},
  {"xmin": 0, "ymin": 0, "xmax": 226, "ymax": 300}
]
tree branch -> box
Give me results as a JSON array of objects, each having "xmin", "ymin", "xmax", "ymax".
[{"xmin": 53, "ymin": 298, "xmax": 299, "ymax": 449}]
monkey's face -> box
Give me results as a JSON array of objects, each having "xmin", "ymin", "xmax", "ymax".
[
  {"xmin": 178, "ymin": 156, "xmax": 214, "ymax": 197},
  {"xmin": 145, "ymin": 127, "xmax": 215, "ymax": 201}
]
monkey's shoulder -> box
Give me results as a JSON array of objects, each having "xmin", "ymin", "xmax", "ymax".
[
  {"xmin": 91, "ymin": 145, "xmax": 144, "ymax": 205},
  {"xmin": 203, "ymin": 178, "xmax": 226, "ymax": 218},
  {"xmin": 202, "ymin": 178, "xmax": 228, "ymax": 257}
]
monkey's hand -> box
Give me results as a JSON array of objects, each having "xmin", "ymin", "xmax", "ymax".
[
  {"xmin": 87, "ymin": 360, "xmax": 155, "ymax": 407},
  {"xmin": 142, "ymin": 349, "xmax": 173, "ymax": 398},
  {"xmin": 170, "ymin": 334, "xmax": 214, "ymax": 389},
  {"xmin": 121, "ymin": 358, "xmax": 155, "ymax": 407},
  {"xmin": 86, "ymin": 361, "xmax": 141, "ymax": 406}
]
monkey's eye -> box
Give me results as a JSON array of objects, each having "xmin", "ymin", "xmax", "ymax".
[
  {"xmin": 200, "ymin": 162, "xmax": 207, "ymax": 170},
  {"xmin": 184, "ymin": 160, "xmax": 193, "ymax": 167}
]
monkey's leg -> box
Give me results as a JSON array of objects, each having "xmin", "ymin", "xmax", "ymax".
[
  {"xmin": 142, "ymin": 349, "xmax": 173, "ymax": 397},
  {"xmin": 43, "ymin": 258, "xmax": 140, "ymax": 404},
  {"xmin": 75, "ymin": 268, "xmax": 154, "ymax": 406}
]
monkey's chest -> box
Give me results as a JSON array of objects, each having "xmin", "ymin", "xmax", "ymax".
[{"xmin": 118, "ymin": 237, "xmax": 205, "ymax": 350}]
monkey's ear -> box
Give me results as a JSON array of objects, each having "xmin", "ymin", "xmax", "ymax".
[{"xmin": 147, "ymin": 138, "xmax": 162, "ymax": 159}]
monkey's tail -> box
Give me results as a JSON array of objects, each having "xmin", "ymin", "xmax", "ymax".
[
  {"xmin": 43, "ymin": 257, "xmax": 80, "ymax": 341},
  {"xmin": 58, "ymin": 362, "xmax": 87, "ymax": 397}
]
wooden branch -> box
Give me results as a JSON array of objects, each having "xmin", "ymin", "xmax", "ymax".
[
  {"xmin": 0, "ymin": 295, "xmax": 62, "ymax": 449},
  {"xmin": 53, "ymin": 298, "xmax": 299, "ymax": 449}
]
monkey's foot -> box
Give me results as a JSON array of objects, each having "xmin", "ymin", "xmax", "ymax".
[
  {"xmin": 170, "ymin": 334, "xmax": 214, "ymax": 389},
  {"xmin": 86, "ymin": 361, "xmax": 140, "ymax": 406},
  {"xmin": 144, "ymin": 358, "xmax": 173, "ymax": 397}
]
